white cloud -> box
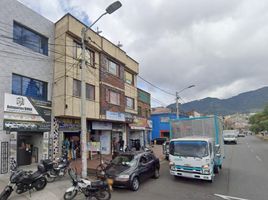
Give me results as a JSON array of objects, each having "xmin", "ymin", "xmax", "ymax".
[{"xmin": 18, "ymin": 0, "xmax": 268, "ymax": 107}]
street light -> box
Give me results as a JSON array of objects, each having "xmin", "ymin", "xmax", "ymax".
[
  {"xmin": 176, "ymin": 85, "xmax": 195, "ymax": 118},
  {"xmin": 80, "ymin": 1, "xmax": 122, "ymax": 178}
]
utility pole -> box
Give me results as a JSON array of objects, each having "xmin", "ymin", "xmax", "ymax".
[
  {"xmin": 175, "ymin": 85, "xmax": 195, "ymax": 119},
  {"xmin": 176, "ymin": 92, "xmax": 179, "ymax": 118},
  {"xmin": 80, "ymin": 1, "xmax": 122, "ymax": 178}
]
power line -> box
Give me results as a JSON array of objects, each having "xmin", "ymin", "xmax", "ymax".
[{"xmin": 137, "ymin": 75, "xmax": 176, "ymax": 97}]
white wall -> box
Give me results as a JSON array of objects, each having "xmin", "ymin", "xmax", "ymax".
[{"xmin": 0, "ymin": 0, "xmax": 54, "ymax": 174}]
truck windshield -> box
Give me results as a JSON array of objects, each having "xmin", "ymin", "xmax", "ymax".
[{"xmin": 169, "ymin": 141, "xmax": 209, "ymax": 158}]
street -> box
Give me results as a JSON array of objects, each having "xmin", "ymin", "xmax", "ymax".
[{"xmin": 2, "ymin": 135, "xmax": 268, "ymax": 200}]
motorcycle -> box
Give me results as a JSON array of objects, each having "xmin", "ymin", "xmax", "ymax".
[
  {"xmin": 41, "ymin": 154, "xmax": 70, "ymax": 183},
  {"xmin": 0, "ymin": 164, "xmax": 47, "ymax": 200},
  {"xmin": 64, "ymin": 168, "xmax": 112, "ymax": 200}
]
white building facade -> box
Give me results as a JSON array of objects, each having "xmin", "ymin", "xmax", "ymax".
[{"xmin": 0, "ymin": 0, "xmax": 54, "ymax": 174}]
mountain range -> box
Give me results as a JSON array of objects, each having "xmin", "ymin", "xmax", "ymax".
[{"xmin": 167, "ymin": 86, "xmax": 268, "ymax": 115}]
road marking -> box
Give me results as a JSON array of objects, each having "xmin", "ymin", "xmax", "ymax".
[
  {"xmin": 214, "ymin": 194, "xmax": 249, "ymax": 200},
  {"xmin": 256, "ymin": 155, "xmax": 262, "ymax": 162}
]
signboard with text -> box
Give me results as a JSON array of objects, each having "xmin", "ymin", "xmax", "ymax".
[{"xmin": 106, "ymin": 111, "xmax": 125, "ymax": 122}]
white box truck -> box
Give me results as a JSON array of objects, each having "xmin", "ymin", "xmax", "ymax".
[{"xmin": 169, "ymin": 116, "xmax": 224, "ymax": 183}]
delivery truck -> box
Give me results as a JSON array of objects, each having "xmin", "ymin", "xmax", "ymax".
[{"xmin": 169, "ymin": 116, "xmax": 224, "ymax": 182}]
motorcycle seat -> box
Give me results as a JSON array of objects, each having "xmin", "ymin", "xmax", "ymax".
[{"xmin": 30, "ymin": 171, "xmax": 42, "ymax": 179}]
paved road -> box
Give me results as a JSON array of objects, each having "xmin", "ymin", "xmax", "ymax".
[{"xmin": 2, "ymin": 135, "xmax": 268, "ymax": 200}]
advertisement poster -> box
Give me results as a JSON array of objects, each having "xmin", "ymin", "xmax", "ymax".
[{"xmin": 100, "ymin": 131, "xmax": 111, "ymax": 155}]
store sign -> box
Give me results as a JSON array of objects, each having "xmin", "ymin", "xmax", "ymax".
[
  {"xmin": 125, "ymin": 113, "xmax": 134, "ymax": 123},
  {"xmin": 106, "ymin": 111, "xmax": 125, "ymax": 122},
  {"xmin": 4, "ymin": 120, "xmax": 51, "ymax": 132},
  {"xmin": 147, "ymin": 120, "xmax": 153, "ymax": 129},
  {"xmin": 3, "ymin": 93, "xmax": 52, "ymax": 131},
  {"xmin": 58, "ymin": 118, "xmax": 81, "ymax": 131},
  {"xmin": 160, "ymin": 117, "xmax": 170, "ymax": 123},
  {"xmin": 92, "ymin": 122, "xmax": 112, "ymax": 130},
  {"xmin": 4, "ymin": 93, "xmax": 38, "ymax": 114},
  {"xmin": 130, "ymin": 117, "xmax": 151, "ymax": 130}
]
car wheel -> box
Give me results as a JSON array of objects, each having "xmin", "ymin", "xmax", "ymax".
[
  {"xmin": 153, "ymin": 168, "xmax": 160, "ymax": 179},
  {"xmin": 130, "ymin": 177, "xmax": 140, "ymax": 191}
]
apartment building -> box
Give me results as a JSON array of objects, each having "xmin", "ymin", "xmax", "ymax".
[
  {"xmin": 0, "ymin": 0, "xmax": 54, "ymax": 174},
  {"xmin": 53, "ymin": 14, "xmax": 139, "ymax": 156}
]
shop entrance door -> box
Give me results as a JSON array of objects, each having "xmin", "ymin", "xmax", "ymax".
[{"xmin": 17, "ymin": 132, "xmax": 43, "ymax": 166}]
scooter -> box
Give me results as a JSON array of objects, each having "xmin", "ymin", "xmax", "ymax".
[
  {"xmin": 0, "ymin": 164, "xmax": 47, "ymax": 200},
  {"xmin": 64, "ymin": 168, "xmax": 112, "ymax": 200}
]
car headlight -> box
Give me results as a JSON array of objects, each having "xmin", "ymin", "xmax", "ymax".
[
  {"xmin": 202, "ymin": 164, "xmax": 210, "ymax": 174},
  {"xmin": 115, "ymin": 174, "xmax": 130, "ymax": 181},
  {"xmin": 169, "ymin": 162, "xmax": 176, "ymax": 170}
]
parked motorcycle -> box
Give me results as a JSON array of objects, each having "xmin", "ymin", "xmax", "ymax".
[
  {"xmin": 41, "ymin": 154, "xmax": 70, "ymax": 183},
  {"xmin": 64, "ymin": 168, "xmax": 112, "ymax": 200},
  {"xmin": 0, "ymin": 164, "xmax": 47, "ymax": 200}
]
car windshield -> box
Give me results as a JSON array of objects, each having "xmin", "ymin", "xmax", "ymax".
[
  {"xmin": 169, "ymin": 141, "xmax": 209, "ymax": 158},
  {"xmin": 111, "ymin": 155, "xmax": 137, "ymax": 167}
]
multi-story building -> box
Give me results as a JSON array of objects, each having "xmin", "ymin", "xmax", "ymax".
[
  {"xmin": 128, "ymin": 88, "xmax": 152, "ymax": 148},
  {"xmin": 53, "ymin": 14, "xmax": 139, "ymax": 157},
  {"xmin": 0, "ymin": 0, "xmax": 54, "ymax": 173}
]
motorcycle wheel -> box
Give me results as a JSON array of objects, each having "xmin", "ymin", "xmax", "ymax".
[
  {"xmin": 63, "ymin": 190, "xmax": 77, "ymax": 200},
  {"xmin": 46, "ymin": 173, "xmax": 56, "ymax": 183},
  {"xmin": 0, "ymin": 186, "xmax": 13, "ymax": 200},
  {"xmin": 96, "ymin": 189, "xmax": 111, "ymax": 200},
  {"xmin": 34, "ymin": 177, "xmax": 47, "ymax": 191}
]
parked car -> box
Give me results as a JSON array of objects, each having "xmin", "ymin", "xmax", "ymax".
[
  {"xmin": 105, "ymin": 151, "xmax": 160, "ymax": 191},
  {"xmin": 238, "ymin": 132, "xmax": 245, "ymax": 137},
  {"xmin": 151, "ymin": 137, "xmax": 167, "ymax": 145}
]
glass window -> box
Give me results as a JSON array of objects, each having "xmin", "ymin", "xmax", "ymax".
[
  {"xmin": 108, "ymin": 59, "xmax": 119, "ymax": 76},
  {"xmin": 125, "ymin": 71, "xmax": 134, "ymax": 85},
  {"xmin": 12, "ymin": 74, "xmax": 47, "ymax": 100},
  {"xmin": 86, "ymin": 84, "xmax": 95, "ymax": 100},
  {"xmin": 12, "ymin": 74, "xmax": 22, "ymax": 95},
  {"xmin": 73, "ymin": 79, "xmax": 81, "ymax": 97},
  {"xmin": 13, "ymin": 22, "xmax": 48, "ymax": 55},
  {"xmin": 109, "ymin": 91, "xmax": 120, "ymax": 105},
  {"xmin": 138, "ymin": 106, "xmax": 142, "ymax": 116},
  {"xmin": 126, "ymin": 96, "xmax": 134, "ymax": 109},
  {"xmin": 73, "ymin": 41, "xmax": 94, "ymax": 65}
]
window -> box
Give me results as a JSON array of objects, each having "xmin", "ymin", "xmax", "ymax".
[
  {"xmin": 107, "ymin": 59, "xmax": 119, "ymax": 76},
  {"xmin": 145, "ymin": 109, "xmax": 149, "ymax": 118},
  {"xmin": 138, "ymin": 106, "xmax": 142, "ymax": 116},
  {"xmin": 125, "ymin": 71, "xmax": 134, "ymax": 85},
  {"xmin": 13, "ymin": 22, "xmax": 48, "ymax": 55},
  {"xmin": 12, "ymin": 74, "xmax": 47, "ymax": 100},
  {"xmin": 106, "ymin": 90, "xmax": 120, "ymax": 105},
  {"xmin": 73, "ymin": 79, "xmax": 81, "ymax": 97},
  {"xmin": 73, "ymin": 41, "xmax": 94, "ymax": 65},
  {"xmin": 86, "ymin": 84, "xmax": 95, "ymax": 100},
  {"xmin": 126, "ymin": 96, "xmax": 134, "ymax": 109}
]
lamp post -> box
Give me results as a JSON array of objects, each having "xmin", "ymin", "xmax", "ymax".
[
  {"xmin": 176, "ymin": 85, "xmax": 195, "ymax": 118},
  {"xmin": 80, "ymin": 1, "xmax": 122, "ymax": 178}
]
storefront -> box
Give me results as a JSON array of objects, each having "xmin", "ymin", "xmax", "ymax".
[
  {"xmin": 58, "ymin": 118, "xmax": 81, "ymax": 160},
  {"xmin": 89, "ymin": 121, "xmax": 126, "ymax": 155},
  {"xmin": 3, "ymin": 93, "xmax": 51, "ymax": 166},
  {"xmin": 129, "ymin": 117, "xmax": 152, "ymax": 150}
]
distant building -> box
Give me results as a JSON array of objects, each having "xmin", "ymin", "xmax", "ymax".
[
  {"xmin": 187, "ymin": 110, "xmax": 203, "ymax": 118},
  {"xmin": 150, "ymin": 113, "xmax": 188, "ymax": 140},
  {"xmin": 151, "ymin": 107, "xmax": 171, "ymax": 114}
]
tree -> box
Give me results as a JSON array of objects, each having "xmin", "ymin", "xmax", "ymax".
[{"xmin": 249, "ymin": 104, "xmax": 268, "ymax": 134}]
